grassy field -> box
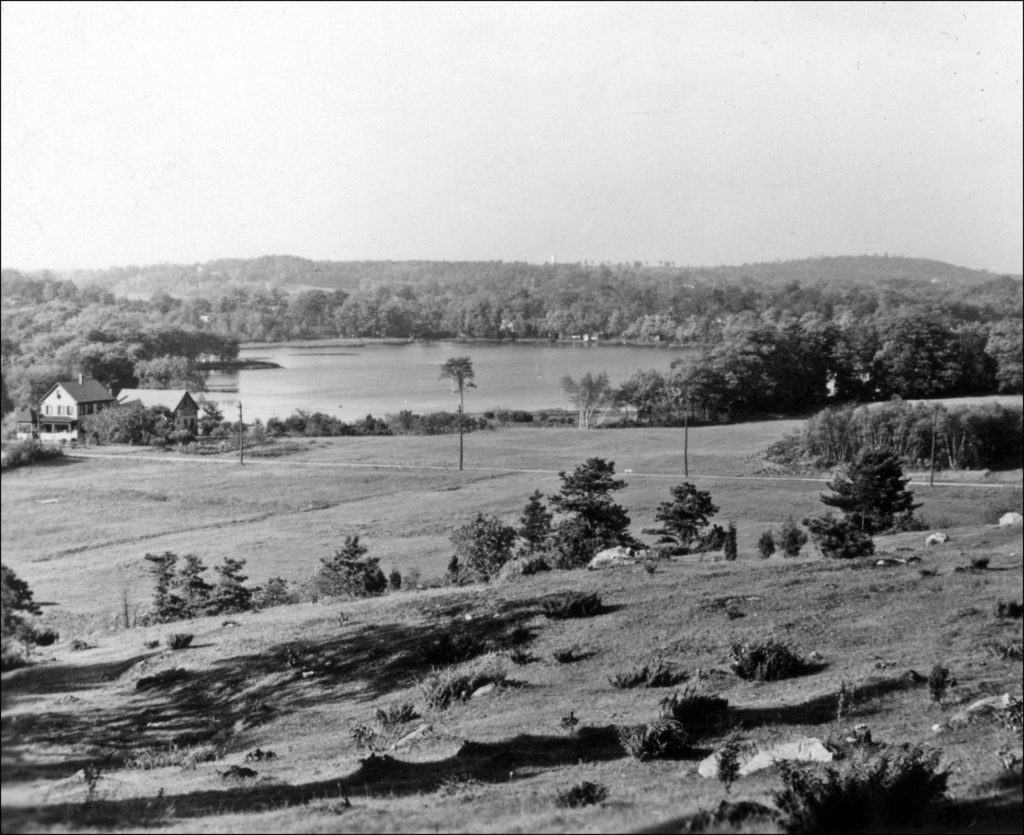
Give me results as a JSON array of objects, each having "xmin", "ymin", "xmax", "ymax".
[{"xmin": 2, "ymin": 420, "xmax": 1021, "ymax": 833}]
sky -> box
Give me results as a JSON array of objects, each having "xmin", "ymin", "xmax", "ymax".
[{"xmin": 2, "ymin": 1, "xmax": 1021, "ymax": 274}]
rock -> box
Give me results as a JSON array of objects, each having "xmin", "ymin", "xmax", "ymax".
[
  {"xmin": 932, "ymin": 723, "xmax": 946, "ymax": 733},
  {"xmin": 587, "ymin": 546, "xmax": 641, "ymax": 570},
  {"xmin": 925, "ymin": 532, "xmax": 950, "ymax": 546},
  {"xmin": 738, "ymin": 737, "xmax": 834, "ymax": 775},
  {"xmin": 999, "ymin": 512, "xmax": 1023, "ymax": 528},
  {"xmin": 471, "ymin": 683, "xmax": 496, "ymax": 699},
  {"xmin": 699, "ymin": 737, "xmax": 833, "ymax": 778},
  {"xmin": 697, "ymin": 751, "xmax": 722, "ymax": 778},
  {"xmin": 392, "ymin": 724, "xmax": 430, "ymax": 749}
]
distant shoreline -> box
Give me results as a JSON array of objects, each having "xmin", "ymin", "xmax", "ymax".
[
  {"xmin": 237, "ymin": 336, "xmax": 691, "ymax": 351},
  {"xmin": 200, "ymin": 359, "xmax": 283, "ymax": 370}
]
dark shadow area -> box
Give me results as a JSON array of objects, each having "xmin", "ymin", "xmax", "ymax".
[
  {"xmin": 0, "ymin": 593, "xmax": 572, "ymax": 773},
  {"xmin": 730, "ymin": 673, "xmax": 925, "ymax": 728},
  {"xmin": 0, "ymin": 726, "xmax": 627, "ymax": 829}
]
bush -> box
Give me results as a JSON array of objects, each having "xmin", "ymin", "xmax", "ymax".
[
  {"xmin": 450, "ymin": 513, "xmax": 517, "ymax": 579},
  {"xmin": 660, "ymin": 686, "xmax": 729, "ymax": 734},
  {"xmin": 541, "ymin": 591, "xmax": 603, "ymax": 619},
  {"xmin": 555, "ymin": 781, "xmax": 608, "ymax": 808},
  {"xmin": 69, "ymin": 638, "xmax": 90, "ymax": 651},
  {"xmin": 928, "ymin": 664, "xmax": 958, "ymax": 703},
  {"xmin": 417, "ymin": 656, "xmax": 508, "ymax": 710},
  {"xmin": 802, "ymin": 514, "xmax": 874, "ymax": 559},
  {"xmin": 773, "ymin": 744, "xmax": 948, "ymax": 834},
  {"xmin": 995, "ymin": 600, "xmax": 1023, "ymax": 619},
  {"xmin": 315, "ymin": 536, "xmax": 387, "ymax": 598},
  {"xmin": 610, "ymin": 662, "xmax": 688, "ymax": 689},
  {"xmin": 778, "ymin": 516, "xmax": 808, "ymax": 557},
  {"xmin": 127, "ymin": 743, "xmax": 219, "ymax": 770},
  {"xmin": 252, "ymin": 576, "xmax": 299, "ymax": 609},
  {"xmin": 730, "ymin": 639, "xmax": 807, "ymax": 681},
  {"xmin": 723, "ymin": 522, "xmax": 738, "ymax": 561},
  {"xmin": 0, "ymin": 439, "xmax": 64, "ymax": 470},
  {"xmin": 32, "ymin": 627, "xmax": 59, "ymax": 646},
  {"xmin": 618, "ymin": 718, "xmax": 689, "ymax": 761},
  {"xmin": 757, "ymin": 530, "xmax": 776, "ymax": 559},
  {"xmin": 375, "ymin": 702, "xmax": 419, "ymax": 729},
  {"xmin": 167, "ymin": 632, "xmax": 194, "ymax": 650},
  {"xmin": 388, "ymin": 569, "xmax": 402, "ymax": 591}
]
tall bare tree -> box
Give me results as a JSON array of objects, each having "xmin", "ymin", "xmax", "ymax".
[{"xmin": 440, "ymin": 356, "xmax": 476, "ymax": 470}]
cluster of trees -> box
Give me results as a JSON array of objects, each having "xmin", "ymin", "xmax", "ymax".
[
  {"xmin": 447, "ymin": 458, "xmax": 726, "ymax": 581},
  {"xmin": 145, "ymin": 552, "xmax": 254, "ymax": 621},
  {"xmin": 767, "ymin": 400, "xmax": 1023, "ymax": 471},
  {"xmin": 4, "ymin": 257, "xmax": 1020, "ymax": 421}
]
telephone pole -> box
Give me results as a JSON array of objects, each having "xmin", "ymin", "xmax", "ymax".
[{"xmin": 238, "ymin": 402, "xmax": 244, "ymax": 465}]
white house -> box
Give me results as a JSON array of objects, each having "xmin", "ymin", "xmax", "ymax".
[{"xmin": 36, "ymin": 376, "xmax": 117, "ymax": 442}]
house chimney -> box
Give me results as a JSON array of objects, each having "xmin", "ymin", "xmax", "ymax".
[{"xmin": 79, "ymin": 373, "xmax": 84, "ymax": 385}]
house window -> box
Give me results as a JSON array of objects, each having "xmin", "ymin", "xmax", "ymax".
[{"xmin": 45, "ymin": 405, "xmax": 52, "ymax": 415}]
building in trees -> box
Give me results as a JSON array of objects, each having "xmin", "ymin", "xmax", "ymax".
[
  {"xmin": 116, "ymin": 389, "xmax": 201, "ymax": 434},
  {"xmin": 36, "ymin": 376, "xmax": 117, "ymax": 443}
]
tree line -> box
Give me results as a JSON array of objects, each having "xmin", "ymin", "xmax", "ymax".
[{"xmin": 2, "ymin": 258, "xmax": 1021, "ymax": 420}]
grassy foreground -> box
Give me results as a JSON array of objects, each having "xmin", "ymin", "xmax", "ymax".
[{"xmin": 2, "ymin": 421, "xmax": 1021, "ymax": 833}]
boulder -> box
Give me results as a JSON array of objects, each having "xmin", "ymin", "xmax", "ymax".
[
  {"xmin": 738, "ymin": 737, "xmax": 834, "ymax": 775},
  {"xmin": 698, "ymin": 737, "xmax": 833, "ymax": 779},
  {"xmin": 587, "ymin": 546, "xmax": 640, "ymax": 570},
  {"xmin": 999, "ymin": 512, "xmax": 1023, "ymax": 528},
  {"xmin": 925, "ymin": 532, "xmax": 950, "ymax": 546}
]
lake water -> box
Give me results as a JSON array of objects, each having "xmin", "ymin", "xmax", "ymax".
[{"xmin": 205, "ymin": 341, "xmax": 693, "ymax": 423}]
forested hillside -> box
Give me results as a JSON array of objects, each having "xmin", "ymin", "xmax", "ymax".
[{"xmin": 2, "ymin": 256, "xmax": 1021, "ymax": 420}]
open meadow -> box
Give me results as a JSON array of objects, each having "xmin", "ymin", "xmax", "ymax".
[{"xmin": 2, "ymin": 419, "xmax": 1022, "ymax": 833}]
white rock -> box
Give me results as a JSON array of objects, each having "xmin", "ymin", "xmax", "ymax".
[
  {"xmin": 738, "ymin": 738, "xmax": 834, "ymax": 776},
  {"xmin": 697, "ymin": 751, "xmax": 721, "ymax": 778},
  {"xmin": 999, "ymin": 512, "xmax": 1023, "ymax": 528},
  {"xmin": 587, "ymin": 546, "xmax": 640, "ymax": 570},
  {"xmin": 925, "ymin": 532, "xmax": 950, "ymax": 546},
  {"xmin": 471, "ymin": 683, "xmax": 495, "ymax": 699},
  {"xmin": 932, "ymin": 723, "xmax": 946, "ymax": 733}
]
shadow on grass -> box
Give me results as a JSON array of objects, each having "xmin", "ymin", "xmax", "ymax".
[
  {"xmin": 730, "ymin": 673, "xmax": 927, "ymax": 728},
  {"xmin": 2, "ymin": 592, "xmax": 602, "ymax": 772},
  {"xmin": 1, "ymin": 726, "xmax": 628, "ymax": 830}
]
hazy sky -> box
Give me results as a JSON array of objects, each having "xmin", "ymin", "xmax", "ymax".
[{"xmin": 2, "ymin": 1, "xmax": 1021, "ymax": 273}]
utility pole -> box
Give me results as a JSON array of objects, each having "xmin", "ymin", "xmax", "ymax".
[
  {"xmin": 238, "ymin": 402, "xmax": 244, "ymax": 465},
  {"xmin": 458, "ymin": 401, "xmax": 464, "ymax": 471},
  {"xmin": 929, "ymin": 409, "xmax": 937, "ymax": 486},
  {"xmin": 683, "ymin": 407, "xmax": 689, "ymax": 478}
]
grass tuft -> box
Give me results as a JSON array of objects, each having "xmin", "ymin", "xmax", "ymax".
[
  {"xmin": 541, "ymin": 591, "xmax": 603, "ymax": 619},
  {"xmin": 555, "ymin": 781, "xmax": 608, "ymax": 808},
  {"xmin": 729, "ymin": 638, "xmax": 807, "ymax": 681},
  {"xmin": 617, "ymin": 717, "xmax": 690, "ymax": 761}
]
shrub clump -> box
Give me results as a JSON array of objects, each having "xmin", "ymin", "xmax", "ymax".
[
  {"xmin": 994, "ymin": 600, "xmax": 1023, "ymax": 619},
  {"xmin": 802, "ymin": 514, "xmax": 874, "ymax": 559},
  {"xmin": 618, "ymin": 718, "xmax": 689, "ymax": 761},
  {"xmin": 417, "ymin": 656, "xmax": 508, "ymax": 710},
  {"xmin": 541, "ymin": 591, "xmax": 602, "ymax": 619},
  {"xmin": 928, "ymin": 664, "xmax": 956, "ymax": 703},
  {"xmin": 167, "ymin": 632, "xmax": 194, "ymax": 650},
  {"xmin": 757, "ymin": 530, "xmax": 776, "ymax": 559},
  {"xmin": 660, "ymin": 686, "xmax": 729, "ymax": 735},
  {"xmin": 778, "ymin": 516, "xmax": 808, "ymax": 557},
  {"xmin": 314, "ymin": 535, "xmax": 387, "ymax": 598},
  {"xmin": 610, "ymin": 661, "xmax": 688, "ymax": 689},
  {"xmin": 730, "ymin": 638, "xmax": 807, "ymax": 681},
  {"xmin": 773, "ymin": 744, "xmax": 948, "ymax": 834},
  {"xmin": 555, "ymin": 781, "xmax": 608, "ymax": 808}
]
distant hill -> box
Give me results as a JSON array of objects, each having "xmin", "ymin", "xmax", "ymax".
[{"xmin": 55, "ymin": 254, "xmax": 1020, "ymax": 300}]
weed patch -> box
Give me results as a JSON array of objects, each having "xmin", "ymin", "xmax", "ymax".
[
  {"xmin": 167, "ymin": 633, "xmax": 194, "ymax": 650},
  {"xmin": 541, "ymin": 591, "xmax": 603, "ymax": 619},
  {"xmin": 660, "ymin": 686, "xmax": 729, "ymax": 735},
  {"xmin": 618, "ymin": 718, "xmax": 690, "ymax": 761},
  {"xmin": 127, "ymin": 743, "xmax": 219, "ymax": 770},
  {"xmin": 417, "ymin": 656, "xmax": 509, "ymax": 710},
  {"xmin": 555, "ymin": 781, "xmax": 608, "ymax": 808},
  {"xmin": 773, "ymin": 744, "xmax": 948, "ymax": 833},
  {"xmin": 729, "ymin": 639, "xmax": 808, "ymax": 681},
  {"xmin": 610, "ymin": 661, "xmax": 688, "ymax": 689}
]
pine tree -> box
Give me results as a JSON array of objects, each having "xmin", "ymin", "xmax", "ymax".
[
  {"xmin": 209, "ymin": 556, "xmax": 252, "ymax": 614},
  {"xmin": 144, "ymin": 551, "xmax": 185, "ymax": 622},
  {"xmin": 549, "ymin": 458, "xmax": 634, "ymax": 566},
  {"xmin": 316, "ymin": 535, "xmax": 387, "ymax": 597},
  {"xmin": 820, "ymin": 449, "xmax": 921, "ymax": 534},
  {"xmin": 174, "ymin": 554, "xmax": 212, "ymax": 617},
  {"xmin": 518, "ymin": 490, "xmax": 552, "ymax": 555},
  {"xmin": 648, "ymin": 482, "xmax": 719, "ymax": 553},
  {"xmin": 724, "ymin": 521, "xmax": 738, "ymax": 561}
]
